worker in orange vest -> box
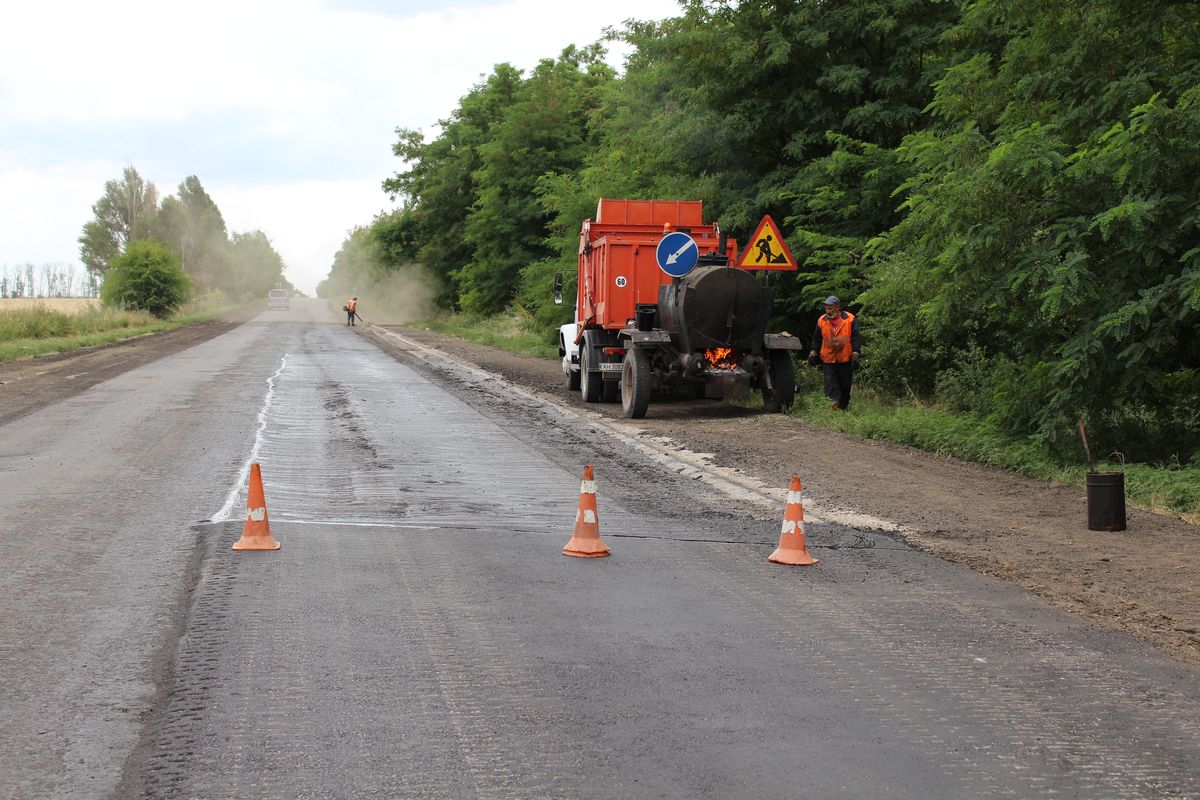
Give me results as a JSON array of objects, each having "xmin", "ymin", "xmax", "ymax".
[
  {"xmin": 345, "ymin": 296, "xmax": 358, "ymax": 326},
  {"xmin": 808, "ymin": 296, "xmax": 861, "ymax": 410}
]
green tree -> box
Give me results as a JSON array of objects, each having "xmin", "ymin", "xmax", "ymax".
[
  {"xmin": 78, "ymin": 166, "xmax": 159, "ymax": 278},
  {"xmin": 532, "ymin": 1, "xmax": 956, "ymax": 334},
  {"xmin": 459, "ymin": 45, "xmax": 616, "ymax": 314},
  {"xmin": 866, "ymin": 0, "xmax": 1200, "ymax": 456},
  {"xmin": 153, "ymin": 176, "xmax": 232, "ymax": 292},
  {"xmin": 228, "ymin": 231, "xmax": 289, "ymax": 298},
  {"xmin": 100, "ymin": 239, "xmax": 192, "ymax": 317},
  {"xmin": 317, "ymin": 226, "xmax": 378, "ymax": 301},
  {"xmin": 383, "ymin": 64, "xmax": 523, "ymax": 305}
]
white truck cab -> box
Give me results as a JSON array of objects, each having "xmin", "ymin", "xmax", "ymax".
[
  {"xmin": 554, "ymin": 271, "xmax": 581, "ymax": 390},
  {"xmin": 559, "ymin": 320, "xmax": 580, "ymax": 390}
]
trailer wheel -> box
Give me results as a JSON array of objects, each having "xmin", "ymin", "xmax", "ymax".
[
  {"xmin": 580, "ymin": 346, "xmax": 602, "ymax": 403},
  {"xmin": 763, "ymin": 350, "xmax": 795, "ymax": 413},
  {"xmin": 621, "ymin": 348, "xmax": 653, "ymax": 418}
]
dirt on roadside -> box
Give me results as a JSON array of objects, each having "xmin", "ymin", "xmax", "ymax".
[
  {"xmin": 2, "ymin": 313, "xmax": 1196, "ymax": 668},
  {"xmin": 376, "ymin": 325, "xmax": 1200, "ymax": 669}
]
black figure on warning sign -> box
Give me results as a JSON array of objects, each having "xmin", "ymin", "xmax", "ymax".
[{"xmin": 754, "ymin": 234, "xmax": 788, "ymax": 265}]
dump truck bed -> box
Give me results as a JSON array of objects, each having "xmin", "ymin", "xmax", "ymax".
[{"xmin": 576, "ymin": 199, "xmax": 737, "ymax": 333}]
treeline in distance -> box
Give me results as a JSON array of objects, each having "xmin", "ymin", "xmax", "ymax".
[{"xmin": 79, "ymin": 167, "xmax": 293, "ymax": 306}]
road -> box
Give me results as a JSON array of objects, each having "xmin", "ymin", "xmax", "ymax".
[{"xmin": 1, "ymin": 298, "xmax": 1197, "ymax": 799}]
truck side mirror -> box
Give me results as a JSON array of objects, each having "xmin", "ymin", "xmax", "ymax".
[{"xmin": 553, "ymin": 272, "xmax": 564, "ymax": 305}]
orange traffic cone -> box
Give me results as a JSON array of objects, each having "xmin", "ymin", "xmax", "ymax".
[
  {"xmin": 563, "ymin": 465, "xmax": 610, "ymax": 558},
  {"xmin": 768, "ymin": 476, "xmax": 817, "ymax": 565},
  {"xmin": 232, "ymin": 463, "xmax": 281, "ymax": 551}
]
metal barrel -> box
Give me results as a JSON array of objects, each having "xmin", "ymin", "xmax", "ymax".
[
  {"xmin": 657, "ymin": 266, "xmax": 771, "ymax": 352},
  {"xmin": 1085, "ymin": 471, "xmax": 1126, "ymax": 531}
]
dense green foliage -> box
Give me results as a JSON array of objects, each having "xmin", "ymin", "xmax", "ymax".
[
  {"xmin": 99, "ymin": 240, "xmax": 192, "ymax": 318},
  {"xmin": 867, "ymin": 0, "xmax": 1200, "ymax": 460},
  {"xmin": 380, "ymin": 46, "xmax": 616, "ymax": 315},
  {"xmin": 331, "ymin": 0, "xmax": 1200, "ymax": 474},
  {"xmin": 151, "ymin": 176, "xmax": 232, "ymax": 292},
  {"xmin": 79, "ymin": 167, "xmax": 159, "ymax": 277},
  {"xmin": 79, "ymin": 168, "xmax": 292, "ymax": 299}
]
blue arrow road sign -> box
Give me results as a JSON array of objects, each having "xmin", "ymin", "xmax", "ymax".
[{"xmin": 655, "ymin": 231, "xmax": 699, "ymax": 277}]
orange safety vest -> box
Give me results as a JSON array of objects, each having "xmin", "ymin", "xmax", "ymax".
[
  {"xmin": 347, "ymin": 299, "xmax": 357, "ymax": 313},
  {"xmin": 818, "ymin": 311, "xmax": 855, "ymax": 364}
]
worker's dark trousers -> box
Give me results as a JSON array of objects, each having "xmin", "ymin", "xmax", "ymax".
[
  {"xmin": 823, "ymin": 362, "xmax": 854, "ymax": 410},
  {"xmin": 347, "ymin": 312, "xmax": 354, "ymax": 326}
]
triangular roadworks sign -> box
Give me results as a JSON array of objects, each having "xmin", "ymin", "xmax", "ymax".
[{"xmin": 737, "ymin": 215, "xmax": 797, "ymax": 270}]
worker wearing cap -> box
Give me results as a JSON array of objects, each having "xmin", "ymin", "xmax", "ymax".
[
  {"xmin": 808, "ymin": 296, "xmax": 861, "ymax": 410},
  {"xmin": 345, "ymin": 296, "xmax": 358, "ymax": 326}
]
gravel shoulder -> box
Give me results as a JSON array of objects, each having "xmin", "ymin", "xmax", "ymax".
[
  {"xmin": 2, "ymin": 314, "xmax": 1195, "ymax": 667},
  {"xmin": 372, "ymin": 324, "xmax": 1200, "ymax": 668}
]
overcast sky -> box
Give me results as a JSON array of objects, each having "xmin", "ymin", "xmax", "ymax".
[{"xmin": 0, "ymin": 0, "xmax": 682, "ymax": 295}]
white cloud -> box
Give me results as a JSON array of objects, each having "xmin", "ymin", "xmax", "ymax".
[
  {"xmin": 210, "ymin": 178, "xmax": 399, "ymax": 294},
  {"xmin": 0, "ymin": 0, "xmax": 682, "ymax": 295},
  {"xmin": 0, "ymin": 161, "xmax": 125, "ymax": 264}
]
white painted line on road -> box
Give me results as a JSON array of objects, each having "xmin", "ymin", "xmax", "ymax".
[
  {"xmin": 210, "ymin": 354, "xmax": 288, "ymax": 523},
  {"xmin": 271, "ymin": 518, "xmax": 446, "ymax": 529},
  {"xmin": 367, "ymin": 326, "xmax": 912, "ymax": 535}
]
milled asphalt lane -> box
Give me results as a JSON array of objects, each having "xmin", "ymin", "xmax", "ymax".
[
  {"xmin": 2, "ymin": 299, "xmax": 1198, "ymax": 799},
  {"xmin": 0, "ymin": 309, "xmax": 302, "ymax": 800},
  {"xmin": 129, "ymin": 303, "xmax": 1198, "ymax": 799}
]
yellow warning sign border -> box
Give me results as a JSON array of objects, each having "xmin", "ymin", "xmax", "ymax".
[{"xmin": 736, "ymin": 214, "xmax": 797, "ymax": 271}]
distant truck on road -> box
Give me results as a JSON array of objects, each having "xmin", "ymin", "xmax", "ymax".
[
  {"xmin": 556, "ymin": 199, "xmax": 803, "ymax": 419},
  {"xmin": 267, "ymin": 289, "xmax": 289, "ymax": 310}
]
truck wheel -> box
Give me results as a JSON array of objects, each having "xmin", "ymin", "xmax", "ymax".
[
  {"xmin": 763, "ymin": 350, "xmax": 795, "ymax": 413},
  {"xmin": 621, "ymin": 348, "xmax": 653, "ymax": 418},
  {"xmin": 580, "ymin": 347, "xmax": 601, "ymax": 403}
]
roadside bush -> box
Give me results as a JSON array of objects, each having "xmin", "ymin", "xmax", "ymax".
[
  {"xmin": 0, "ymin": 305, "xmax": 155, "ymax": 341},
  {"xmin": 101, "ymin": 240, "xmax": 192, "ymax": 318},
  {"xmin": 180, "ymin": 289, "xmax": 230, "ymax": 315},
  {"xmin": 0, "ymin": 307, "xmax": 76, "ymax": 339},
  {"xmin": 934, "ymin": 345, "xmax": 1003, "ymax": 417},
  {"xmin": 1089, "ymin": 383, "xmax": 1200, "ymax": 467}
]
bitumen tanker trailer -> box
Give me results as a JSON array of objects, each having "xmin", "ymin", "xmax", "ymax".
[{"xmin": 556, "ymin": 198, "xmax": 804, "ymax": 419}]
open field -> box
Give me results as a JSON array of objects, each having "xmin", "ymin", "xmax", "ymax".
[{"xmin": 0, "ymin": 297, "xmax": 99, "ymax": 314}]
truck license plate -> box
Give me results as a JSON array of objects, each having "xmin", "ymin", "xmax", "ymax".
[{"xmin": 599, "ymin": 363, "xmax": 623, "ymax": 372}]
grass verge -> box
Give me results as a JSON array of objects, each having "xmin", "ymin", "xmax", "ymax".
[
  {"xmin": 786, "ymin": 376, "xmax": 1200, "ymax": 524},
  {"xmin": 0, "ymin": 302, "xmax": 243, "ymax": 363},
  {"xmin": 417, "ymin": 310, "xmax": 559, "ymax": 360}
]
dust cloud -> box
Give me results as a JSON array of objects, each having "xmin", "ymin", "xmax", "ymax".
[{"xmin": 324, "ymin": 265, "xmax": 438, "ymax": 326}]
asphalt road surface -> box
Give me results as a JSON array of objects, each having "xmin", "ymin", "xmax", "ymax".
[{"xmin": 1, "ymin": 298, "xmax": 1198, "ymax": 799}]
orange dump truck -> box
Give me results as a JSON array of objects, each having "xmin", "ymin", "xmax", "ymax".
[{"xmin": 555, "ymin": 198, "xmax": 803, "ymax": 418}]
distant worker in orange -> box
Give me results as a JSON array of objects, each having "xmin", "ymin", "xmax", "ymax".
[
  {"xmin": 807, "ymin": 296, "xmax": 860, "ymax": 411},
  {"xmin": 345, "ymin": 296, "xmax": 358, "ymax": 326}
]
